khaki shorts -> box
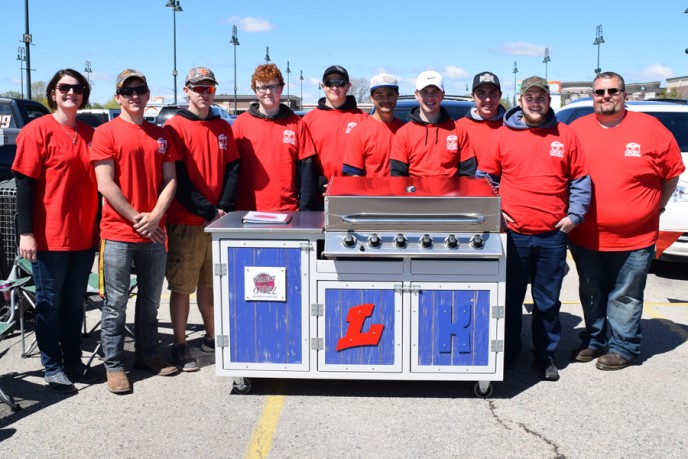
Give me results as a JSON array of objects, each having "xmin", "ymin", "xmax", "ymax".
[{"xmin": 166, "ymin": 223, "xmax": 213, "ymax": 294}]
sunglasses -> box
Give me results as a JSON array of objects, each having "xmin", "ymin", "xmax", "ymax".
[
  {"xmin": 593, "ymin": 87, "xmax": 623, "ymax": 97},
  {"xmin": 117, "ymin": 86, "xmax": 150, "ymax": 97},
  {"xmin": 324, "ymin": 79, "xmax": 347, "ymax": 88},
  {"xmin": 56, "ymin": 84, "xmax": 85, "ymax": 95},
  {"xmin": 188, "ymin": 85, "xmax": 216, "ymax": 95}
]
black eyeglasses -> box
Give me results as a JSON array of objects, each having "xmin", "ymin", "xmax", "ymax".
[
  {"xmin": 324, "ymin": 79, "xmax": 347, "ymax": 88},
  {"xmin": 56, "ymin": 84, "xmax": 85, "ymax": 95},
  {"xmin": 188, "ymin": 85, "xmax": 216, "ymax": 94},
  {"xmin": 255, "ymin": 84, "xmax": 281, "ymax": 94},
  {"xmin": 117, "ymin": 86, "xmax": 150, "ymax": 97},
  {"xmin": 593, "ymin": 87, "xmax": 624, "ymax": 97}
]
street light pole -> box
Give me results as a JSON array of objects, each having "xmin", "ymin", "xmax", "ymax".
[
  {"xmin": 286, "ymin": 61, "xmax": 291, "ymax": 109},
  {"xmin": 165, "ymin": 0, "xmax": 183, "ymax": 105},
  {"xmin": 299, "ymin": 70, "xmax": 304, "ymax": 110},
  {"xmin": 230, "ymin": 25, "xmax": 240, "ymax": 115},
  {"xmin": 16, "ymin": 47, "xmax": 26, "ymax": 99},
  {"xmin": 543, "ymin": 47, "xmax": 551, "ymax": 81},
  {"xmin": 23, "ymin": 0, "xmax": 32, "ymax": 100},
  {"xmin": 513, "ymin": 61, "xmax": 519, "ymax": 106},
  {"xmin": 265, "ymin": 47, "xmax": 271, "ymax": 64},
  {"xmin": 84, "ymin": 60, "xmax": 92, "ymax": 85},
  {"xmin": 593, "ymin": 25, "xmax": 605, "ymax": 75}
]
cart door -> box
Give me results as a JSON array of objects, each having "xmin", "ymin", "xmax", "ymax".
[
  {"xmin": 410, "ymin": 282, "xmax": 498, "ymax": 374},
  {"xmin": 317, "ymin": 281, "xmax": 402, "ymax": 373},
  {"xmin": 219, "ymin": 239, "xmax": 310, "ymax": 371}
]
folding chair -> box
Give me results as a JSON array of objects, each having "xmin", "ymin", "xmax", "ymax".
[
  {"xmin": 13, "ymin": 257, "xmax": 38, "ymax": 358},
  {"xmin": 0, "ymin": 269, "xmax": 31, "ymax": 411}
]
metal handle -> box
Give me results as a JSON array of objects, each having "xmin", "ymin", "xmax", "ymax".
[{"xmin": 341, "ymin": 214, "xmax": 485, "ymax": 225}]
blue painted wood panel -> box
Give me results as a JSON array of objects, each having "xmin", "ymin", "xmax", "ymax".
[
  {"xmin": 417, "ymin": 289, "xmax": 490, "ymax": 366},
  {"xmin": 226, "ymin": 246, "xmax": 303, "ymax": 364},
  {"xmin": 324, "ymin": 287, "xmax": 396, "ymax": 365}
]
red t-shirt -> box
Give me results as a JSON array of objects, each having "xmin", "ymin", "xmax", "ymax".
[
  {"xmin": 342, "ymin": 116, "xmax": 404, "ymax": 176},
  {"xmin": 233, "ymin": 111, "xmax": 315, "ymax": 211},
  {"xmin": 303, "ymin": 107, "xmax": 368, "ymax": 181},
  {"xmin": 164, "ymin": 115, "xmax": 239, "ymax": 226},
  {"xmin": 481, "ymin": 122, "xmax": 587, "ymax": 235},
  {"xmin": 455, "ymin": 116, "xmax": 503, "ymax": 166},
  {"xmin": 12, "ymin": 115, "xmax": 98, "ymax": 251},
  {"xmin": 569, "ymin": 111, "xmax": 685, "ymax": 251},
  {"xmin": 90, "ymin": 117, "xmax": 178, "ymax": 242},
  {"xmin": 390, "ymin": 118, "xmax": 475, "ymax": 176}
]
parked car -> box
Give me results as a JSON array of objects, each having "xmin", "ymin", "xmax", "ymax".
[
  {"xmin": 557, "ymin": 98, "xmax": 688, "ymax": 261},
  {"xmin": 369, "ymin": 95, "xmax": 474, "ymax": 123},
  {"xmin": 76, "ymin": 108, "xmax": 120, "ymax": 128},
  {"xmin": 0, "ymin": 97, "xmax": 51, "ymax": 180},
  {"xmin": 154, "ymin": 104, "xmax": 234, "ymax": 126}
]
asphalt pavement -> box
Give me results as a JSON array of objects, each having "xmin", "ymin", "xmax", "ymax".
[{"xmin": 1, "ymin": 257, "xmax": 687, "ymax": 458}]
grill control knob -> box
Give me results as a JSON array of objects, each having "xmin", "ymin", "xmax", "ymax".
[
  {"xmin": 368, "ymin": 233, "xmax": 382, "ymax": 248},
  {"xmin": 420, "ymin": 234, "xmax": 433, "ymax": 249},
  {"xmin": 342, "ymin": 233, "xmax": 357, "ymax": 248},
  {"xmin": 445, "ymin": 234, "xmax": 459, "ymax": 249},
  {"xmin": 394, "ymin": 233, "xmax": 407, "ymax": 248},
  {"xmin": 470, "ymin": 234, "xmax": 485, "ymax": 249}
]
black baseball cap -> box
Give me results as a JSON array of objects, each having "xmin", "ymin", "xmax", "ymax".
[
  {"xmin": 322, "ymin": 65, "xmax": 349, "ymax": 83},
  {"xmin": 472, "ymin": 71, "xmax": 501, "ymax": 92}
]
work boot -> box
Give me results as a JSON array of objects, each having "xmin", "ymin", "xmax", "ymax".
[
  {"xmin": 106, "ymin": 370, "xmax": 132, "ymax": 394},
  {"xmin": 596, "ymin": 352, "xmax": 632, "ymax": 371},
  {"xmin": 134, "ymin": 356, "xmax": 179, "ymax": 376}
]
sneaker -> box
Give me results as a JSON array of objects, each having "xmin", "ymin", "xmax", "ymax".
[
  {"xmin": 45, "ymin": 371, "xmax": 77, "ymax": 394},
  {"xmin": 106, "ymin": 370, "xmax": 132, "ymax": 394},
  {"xmin": 535, "ymin": 357, "xmax": 560, "ymax": 381},
  {"xmin": 65, "ymin": 363, "xmax": 104, "ymax": 384},
  {"xmin": 596, "ymin": 352, "xmax": 632, "ymax": 371},
  {"xmin": 571, "ymin": 347, "xmax": 604, "ymax": 363},
  {"xmin": 200, "ymin": 335, "xmax": 215, "ymax": 353},
  {"xmin": 134, "ymin": 355, "xmax": 179, "ymax": 376},
  {"xmin": 171, "ymin": 343, "xmax": 200, "ymax": 372}
]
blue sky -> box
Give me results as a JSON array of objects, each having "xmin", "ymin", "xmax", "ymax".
[{"xmin": 1, "ymin": 0, "xmax": 687, "ymax": 105}]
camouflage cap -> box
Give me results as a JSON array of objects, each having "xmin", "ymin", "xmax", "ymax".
[
  {"xmin": 115, "ymin": 68, "xmax": 147, "ymax": 89},
  {"xmin": 185, "ymin": 66, "xmax": 218, "ymax": 85},
  {"xmin": 520, "ymin": 76, "xmax": 549, "ymax": 95}
]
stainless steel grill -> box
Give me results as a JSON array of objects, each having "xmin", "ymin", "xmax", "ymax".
[{"xmin": 323, "ymin": 176, "xmax": 502, "ymax": 258}]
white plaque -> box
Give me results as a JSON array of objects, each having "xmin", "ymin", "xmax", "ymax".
[{"xmin": 244, "ymin": 266, "xmax": 286, "ymax": 302}]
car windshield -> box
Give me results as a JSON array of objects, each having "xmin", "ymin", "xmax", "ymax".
[{"xmin": 650, "ymin": 112, "xmax": 688, "ymax": 152}]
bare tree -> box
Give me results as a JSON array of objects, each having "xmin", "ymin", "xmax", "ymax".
[{"xmin": 349, "ymin": 77, "xmax": 370, "ymax": 103}]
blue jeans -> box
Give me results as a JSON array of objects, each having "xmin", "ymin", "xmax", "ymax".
[
  {"xmin": 569, "ymin": 242, "xmax": 653, "ymax": 361},
  {"xmin": 505, "ymin": 230, "xmax": 568, "ymax": 362},
  {"xmin": 101, "ymin": 240, "xmax": 167, "ymax": 372},
  {"xmin": 32, "ymin": 249, "xmax": 95, "ymax": 376}
]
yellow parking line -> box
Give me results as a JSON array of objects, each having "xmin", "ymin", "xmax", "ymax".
[{"xmin": 245, "ymin": 394, "xmax": 286, "ymax": 459}]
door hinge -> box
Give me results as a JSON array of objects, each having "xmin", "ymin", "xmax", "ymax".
[
  {"xmin": 311, "ymin": 303, "xmax": 324, "ymax": 316},
  {"xmin": 214, "ymin": 263, "xmax": 227, "ymax": 276},
  {"xmin": 491, "ymin": 340, "xmax": 504, "ymax": 353},
  {"xmin": 300, "ymin": 242, "xmax": 313, "ymax": 252},
  {"xmin": 492, "ymin": 306, "xmax": 505, "ymax": 319},
  {"xmin": 310, "ymin": 337, "xmax": 324, "ymax": 350},
  {"xmin": 216, "ymin": 335, "xmax": 229, "ymax": 348}
]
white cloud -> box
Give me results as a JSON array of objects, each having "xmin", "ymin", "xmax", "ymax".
[
  {"xmin": 444, "ymin": 65, "xmax": 469, "ymax": 79},
  {"xmin": 498, "ymin": 41, "xmax": 546, "ymax": 57},
  {"xmin": 629, "ymin": 63, "xmax": 675, "ymax": 82},
  {"xmin": 223, "ymin": 16, "xmax": 275, "ymax": 33}
]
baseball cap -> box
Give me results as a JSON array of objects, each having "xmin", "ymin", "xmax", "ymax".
[
  {"xmin": 322, "ymin": 65, "xmax": 349, "ymax": 83},
  {"xmin": 369, "ymin": 73, "xmax": 399, "ymax": 93},
  {"xmin": 186, "ymin": 66, "xmax": 218, "ymax": 85},
  {"xmin": 520, "ymin": 76, "xmax": 549, "ymax": 95},
  {"xmin": 415, "ymin": 71, "xmax": 444, "ymax": 92},
  {"xmin": 472, "ymin": 71, "xmax": 501, "ymax": 92},
  {"xmin": 115, "ymin": 69, "xmax": 147, "ymax": 89}
]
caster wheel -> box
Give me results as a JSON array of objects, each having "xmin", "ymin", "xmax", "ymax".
[
  {"xmin": 473, "ymin": 381, "xmax": 493, "ymax": 398},
  {"xmin": 232, "ymin": 378, "xmax": 252, "ymax": 395}
]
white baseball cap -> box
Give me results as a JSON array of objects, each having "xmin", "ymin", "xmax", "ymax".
[{"xmin": 415, "ymin": 70, "xmax": 444, "ymax": 92}]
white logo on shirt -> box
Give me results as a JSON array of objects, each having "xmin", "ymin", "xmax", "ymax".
[
  {"xmin": 283, "ymin": 129, "xmax": 296, "ymax": 145},
  {"xmin": 218, "ymin": 134, "xmax": 227, "ymax": 151},
  {"xmin": 624, "ymin": 142, "xmax": 641, "ymax": 157},
  {"xmin": 446, "ymin": 134, "xmax": 458, "ymax": 152},
  {"xmin": 157, "ymin": 138, "xmax": 168, "ymax": 154},
  {"xmin": 345, "ymin": 122, "xmax": 358, "ymax": 134},
  {"xmin": 550, "ymin": 141, "xmax": 564, "ymax": 158}
]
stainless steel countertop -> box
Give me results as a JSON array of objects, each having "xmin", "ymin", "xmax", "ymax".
[{"xmin": 204, "ymin": 211, "xmax": 324, "ymax": 235}]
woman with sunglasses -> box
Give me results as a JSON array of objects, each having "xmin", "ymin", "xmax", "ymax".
[{"xmin": 12, "ymin": 68, "xmax": 101, "ymax": 394}]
